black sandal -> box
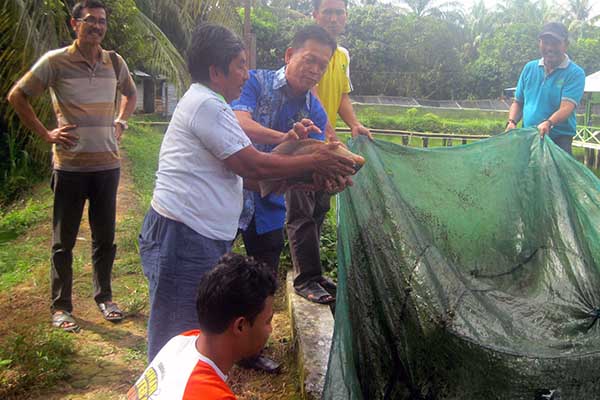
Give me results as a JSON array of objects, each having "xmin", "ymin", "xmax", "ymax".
[
  {"xmin": 295, "ymin": 281, "xmax": 335, "ymax": 304},
  {"xmin": 98, "ymin": 301, "xmax": 124, "ymax": 322},
  {"xmin": 317, "ymin": 276, "xmax": 337, "ymax": 297}
]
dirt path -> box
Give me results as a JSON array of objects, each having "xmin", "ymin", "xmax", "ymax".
[
  {"xmin": 0, "ymin": 157, "xmax": 147, "ymax": 399},
  {"xmin": 1, "ymin": 154, "xmax": 300, "ymax": 399}
]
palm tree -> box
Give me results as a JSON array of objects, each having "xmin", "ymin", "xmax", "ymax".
[
  {"xmin": 563, "ymin": 0, "xmax": 600, "ymax": 39},
  {"xmin": 0, "ymin": 0, "xmax": 240, "ymax": 202},
  {"xmin": 565, "ymin": 0, "xmax": 595, "ymax": 21},
  {"xmin": 494, "ymin": 0, "xmax": 558, "ymax": 25},
  {"xmin": 396, "ymin": 0, "xmax": 463, "ymax": 22}
]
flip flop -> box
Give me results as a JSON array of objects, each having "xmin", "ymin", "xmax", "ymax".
[
  {"xmin": 98, "ymin": 301, "xmax": 124, "ymax": 322},
  {"xmin": 295, "ymin": 281, "xmax": 335, "ymax": 304},
  {"xmin": 52, "ymin": 311, "xmax": 80, "ymax": 333}
]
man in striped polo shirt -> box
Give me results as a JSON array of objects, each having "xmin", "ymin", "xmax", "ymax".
[{"xmin": 7, "ymin": 0, "xmax": 137, "ymax": 332}]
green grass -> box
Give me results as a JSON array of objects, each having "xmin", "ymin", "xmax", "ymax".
[
  {"xmin": 122, "ymin": 118, "xmax": 165, "ymax": 208},
  {"xmin": 352, "ymin": 105, "xmax": 600, "ymax": 134},
  {"xmin": 113, "ymin": 117, "xmax": 165, "ymax": 317},
  {"xmin": 354, "ymin": 104, "xmax": 510, "ymax": 120},
  {"xmin": 0, "ymin": 195, "xmax": 51, "ymax": 239},
  {"xmin": 0, "ymin": 187, "xmax": 53, "ymax": 290},
  {"xmin": 0, "ymin": 325, "xmax": 75, "ymax": 398},
  {"xmin": 354, "ymin": 103, "xmax": 600, "ymax": 126},
  {"xmin": 0, "ymin": 115, "xmax": 164, "ymax": 399},
  {"xmin": 347, "ymin": 107, "xmax": 506, "ymax": 135}
]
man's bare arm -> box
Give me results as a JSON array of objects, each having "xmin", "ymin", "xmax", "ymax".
[
  {"xmin": 7, "ymin": 86, "xmax": 78, "ymax": 147},
  {"xmin": 506, "ymin": 101, "xmax": 523, "ymax": 131},
  {"xmin": 537, "ymin": 100, "xmax": 576, "ymax": 137},
  {"xmin": 235, "ymin": 111, "xmax": 322, "ymax": 144},
  {"xmin": 224, "ymin": 143, "xmax": 355, "ymax": 180},
  {"xmin": 115, "ymin": 92, "xmax": 137, "ymax": 142}
]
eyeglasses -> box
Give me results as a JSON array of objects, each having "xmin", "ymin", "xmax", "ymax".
[
  {"xmin": 76, "ymin": 16, "xmax": 107, "ymax": 27},
  {"xmin": 321, "ymin": 9, "xmax": 346, "ymax": 17}
]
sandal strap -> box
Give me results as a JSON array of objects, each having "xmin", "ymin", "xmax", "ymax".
[
  {"xmin": 52, "ymin": 311, "xmax": 76, "ymax": 326},
  {"xmin": 297, "ymin": 281, "xmax": 334, "ymax": 302},
  {"xmin": 98, "ymin": 302, "xmax": 123, "ymax": 316}
]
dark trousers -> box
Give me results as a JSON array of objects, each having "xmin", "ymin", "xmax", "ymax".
[
  {"xmin": 241, "ymin": 217, "xmax": 284, "ymax": 279},
  {"xmin": 50, "ymin": 168, "xmax": 120, "ymax": 313},
  {"xmin": 550, "ymin": 135, "xmax": 573, "ymax": 155},
  {"xmin": 285, "ymin": 190, "xmax": 331, "ymax": 289}
]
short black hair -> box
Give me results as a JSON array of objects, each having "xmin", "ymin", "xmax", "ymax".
[
  {"xmin": 290, "ymin": 25, "xmax": 337, "ymax": 55},
  {"xmin": 196, "ymin": 253, "xmax": 277, "ymax": 334},
  {"xmin": 187, "ymin": 23, "xmax": 246, "ymax": 83},
  {"xmin": 313, "ymin": 0, "xmax": 348, "ymax": 11},
  {"xmin": 72, "ymin": 0, "xmax": 108, "ymax": 19}
]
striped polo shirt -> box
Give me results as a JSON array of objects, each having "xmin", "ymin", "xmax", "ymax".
[{"xmin": 17, "ymin": 41, "xmax": 136, "ymax": 172}]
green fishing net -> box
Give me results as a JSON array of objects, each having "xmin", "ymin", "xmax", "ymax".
[{"xmin": 324, "ymin": 129, "xmax": 600, "ymax": 400}]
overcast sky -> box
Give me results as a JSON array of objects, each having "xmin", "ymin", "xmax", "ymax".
[
  {"xmin": 384, "ymin": 0, "xmax": 600, "ymax": 18},
  {"xmin": 459, "ymin": 0, "xmax": 600, "ymax": 15}
]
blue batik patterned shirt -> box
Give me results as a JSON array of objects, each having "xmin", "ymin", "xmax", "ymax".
[{"xmin": 231, "ymin": 67, "xmax": 327, "ymax": 234}]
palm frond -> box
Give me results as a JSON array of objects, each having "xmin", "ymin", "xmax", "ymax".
[{"xmin": 132, "ymin": 10, "xmax": 190, "ymax": 92}]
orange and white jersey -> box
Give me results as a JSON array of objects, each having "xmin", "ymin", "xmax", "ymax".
[{"xmin": 127, "ymin": 330, "xmax": 236, "ymax": 400}]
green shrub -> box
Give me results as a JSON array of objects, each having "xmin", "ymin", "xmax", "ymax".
[
  {"xmin": 0, "ymin": 198, "xmax": 48, "ymax": 238},
  {"xmin": 0, "ymin": 326, "xmax": 74, "ymax": 398}
]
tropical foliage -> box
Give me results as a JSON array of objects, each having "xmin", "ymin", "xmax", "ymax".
[
  {"xmin": 3, "ymin": 0, "xmax": 600, "ymax": 204},
  {"xmin": 249, "ymin": 0, "xmax": 600, "ymax": 99},
  {"xmin": 0, "ymin": 0, "xmax": 240, "ymax": 205}
]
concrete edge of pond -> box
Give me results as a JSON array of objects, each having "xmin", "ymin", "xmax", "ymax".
[{"xmin": 287, "ymin": 272, "xmax": 334, "ymax": 400}]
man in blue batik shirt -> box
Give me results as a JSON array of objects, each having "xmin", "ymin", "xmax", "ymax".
[
  {"xmin": 231, "ymin": 25, "xmax": 337, "ymax": 373},
  {"xmin": 506, "ymin": 22, "xmax": 585, "ymax": 155}
]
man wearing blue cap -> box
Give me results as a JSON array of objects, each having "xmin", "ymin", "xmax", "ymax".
[{"xmin": 506, "ymin": 22, "xmax": 585, "ymax": 154}]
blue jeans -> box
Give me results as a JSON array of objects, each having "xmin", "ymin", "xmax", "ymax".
[{"xmin": 139, "ymin": 207, "xmax": 231, "ymax": 361}]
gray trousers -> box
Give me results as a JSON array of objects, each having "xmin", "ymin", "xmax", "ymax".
[
  {"xmin": 285, "ymin": 190, "xmax": 331, "ymax": 289},
  {"xmin": 50, "ymin": 168, "xmax": 120, "ymax": 313},
  {"xmin": 549, "ymin": 135, "xmax": 573, "ymax": 155}
]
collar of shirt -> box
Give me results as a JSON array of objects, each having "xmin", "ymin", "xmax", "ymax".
[
  {"xmin": 196, "ymin": 351, "xmax": 228, "ymax": 382},
  {"xmin": 273, "ymin": 66, "xmax": 312, "ymax": 109},
  {"xmin": 66, "ymin": 40, "xmax": 109, "ymax": 65},
  {"xmin": 194, "ymin": 82, "xmax": 227, "ymax": 104},
  {"xmin": 538, "ymin": 54, "xmax": 571, "ymax": 69}
]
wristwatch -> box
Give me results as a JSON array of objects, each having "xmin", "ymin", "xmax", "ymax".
[
  {"xmin": 542, "ymin": 119, "xmax": 554, "ymax": 129},
  {"xmin": 114, "ymin": 118, "xmax": 129, "ymax": 130}
]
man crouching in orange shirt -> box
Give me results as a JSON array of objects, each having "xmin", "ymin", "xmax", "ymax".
[{"xmin": 127, "ymin": 253, "xmax": 276, "ymax": 399}]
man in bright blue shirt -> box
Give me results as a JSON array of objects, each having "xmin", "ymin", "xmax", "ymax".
[
  {"xmin": 231, "ymin": 24, "xmax": 336, "ymax": 373},
  {"xmin": 506, "ymin": 22, "xmax": 585, "ymax": 155}
]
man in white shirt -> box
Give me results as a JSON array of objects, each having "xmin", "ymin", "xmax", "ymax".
[{"xmin": 139, "ymin": 23, "xmax": 355, "ymax": 361}]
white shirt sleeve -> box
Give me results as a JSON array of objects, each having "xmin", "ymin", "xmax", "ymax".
[{"xmin": 190, "ymin": 98, "xmax": 251, "ymax": 160}]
